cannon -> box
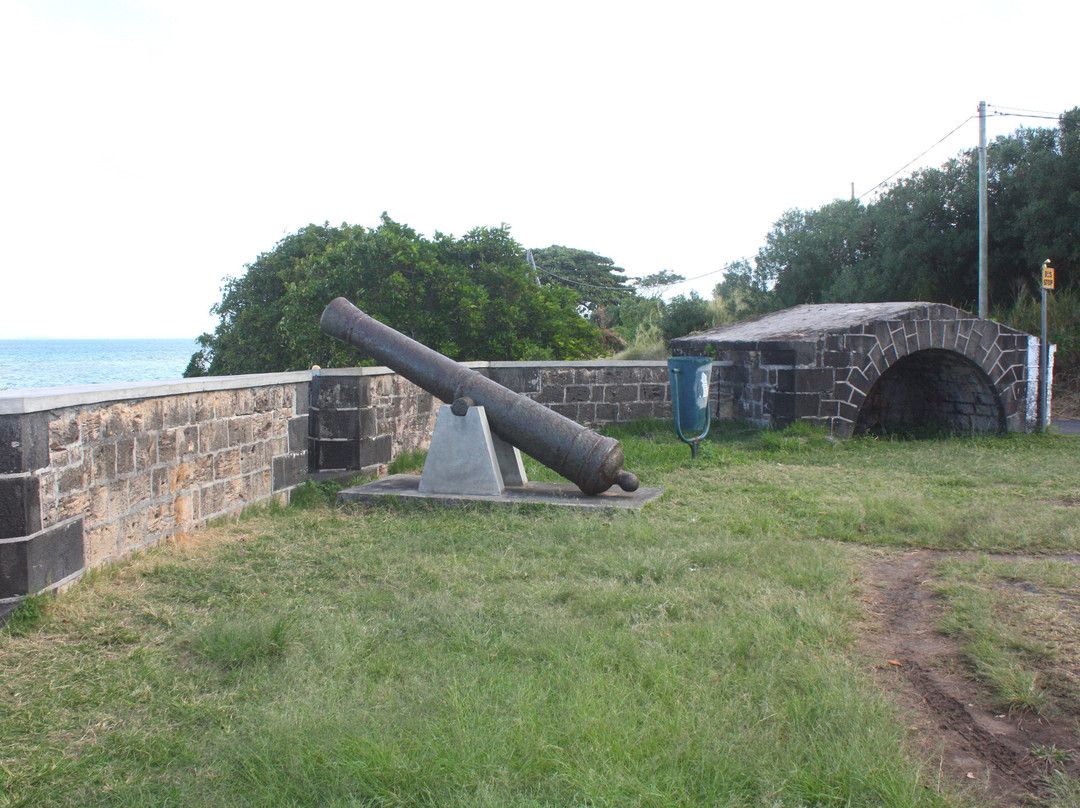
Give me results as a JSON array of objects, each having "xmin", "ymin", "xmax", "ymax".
[{"xmin": 320, "ymin": 297, "xmax": 639, "ymax": 495}]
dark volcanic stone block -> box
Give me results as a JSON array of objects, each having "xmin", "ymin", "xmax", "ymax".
[
  {"xmin": 273, "ymin": 452, "xmax": 308, "ymax": 491},
  {"xmin": 0, "ymin": 474, "xmax": 41, "ymax": 540},
  {"xmin": 0, "ymin": 413, "xmax": 50, "ymax": 475},
  {"xmin": 0, "ymin": 518, "xmax": 84, "ymax": 599}
]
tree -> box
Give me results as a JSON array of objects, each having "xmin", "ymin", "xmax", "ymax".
[
  {"xmin": 660, "ymin": 291, "xmax": 711, "ymax": 340},
  {"xmin": 745, "ymin": 107, "xmax": 1079, "ymax": 311},
  {"xmin": 756, "ymin": 200, "xmax": 875, "ymax": 307},
  {"xmin": 186, "ymin": 216, "xmax": 605, "ymax": 375},
  {"xmin": 633, "ymin": 270, "xmax": 685, "ymax": 297},
  {"xmin": 711, "ymin": 259, "xmax": 778, "ymax": 323},
  {"xmin": 527, "ymin": 245, "xmax": 635, "ymax": 316},
  {"xmin": 187, "ymin": 223, "xmax": 353, "ymax": 376}
]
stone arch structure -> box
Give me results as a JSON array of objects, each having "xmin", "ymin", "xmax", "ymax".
[
  {"xmin": 670, "ymin": 302, "xmax": 1044, "ymax": 437},
  {"xmin": 853, "ymin": 350, "xmax": 1006, "ymax": 434}
]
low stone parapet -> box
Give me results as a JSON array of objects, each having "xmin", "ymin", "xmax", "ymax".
[
  {"xmin": 1, "ymin": 360, "xmax": 672, "ymax": 611},
  {"xmin": 0, "ymin": 374, "xmax": 311, "ymax": 612}
]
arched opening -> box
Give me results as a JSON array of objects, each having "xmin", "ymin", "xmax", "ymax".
[{"xmin": 854, "ymin": 349, "xmax": 1005, "ymax": 435}]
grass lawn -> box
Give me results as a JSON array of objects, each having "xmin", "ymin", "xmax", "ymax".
[{"xmin": 2, "ymin": 422, "xmax": 1078, "ymax": 807}]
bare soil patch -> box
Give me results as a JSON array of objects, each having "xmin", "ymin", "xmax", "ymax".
[{"xmin": 859, "ymin": 550, "xmax": 1080, "ymax": 807}]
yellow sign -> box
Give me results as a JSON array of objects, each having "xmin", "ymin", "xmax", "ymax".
[{"xmin": 1042, "ymin": 265, "xmax": 1055, "ymax": 290}]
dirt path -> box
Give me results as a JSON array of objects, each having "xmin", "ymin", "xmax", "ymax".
[{"xmin": 859, "ymin": 550, "xmax": 1080, "ymax": 806}]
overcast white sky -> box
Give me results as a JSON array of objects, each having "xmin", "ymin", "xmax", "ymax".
[{"xmin": 1, "ymin": 0, "xmax": 1077, "ymax": 339}]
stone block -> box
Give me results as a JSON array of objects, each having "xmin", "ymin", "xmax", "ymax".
[
  {"xmin": 823, "ymin": 350, "xmax": 850, "ymax": 368},
  {"xmin": 147, "ymin": 502, "xmax": 176, "ymax": 533},
  {"xmin": 252, "ymin": 412, "xmax": 273, "ymax": 441},
  {"xmin": 84, "ymin": 521, "xmax": 118, "ymax": 566},
  {"xmin": 619, "ymin": 401, "xmax": 655, "ymax": 422},
  {"xmin": 116, "ymin": 438, "xmax": 135, "ymax": 476},
  {"xmin": 534, "ymin": 384, "xmax": 564, "ymax": 404},
  {"xmin": 603, "ymin": 384, "xmax": 639, "ymax": 403},
  {"xmin": 201, "ymin": 482, "xmax": 226, "ymax": 519},
  {"xmin": 846, "ymin": 366, "xmax": 871, "ymax": 395},
  {"xmin": 316, "ymin": 408, "xmax": 358, "ymax": 440},
  {"xmin": 769, "ymin": 392, "xmax": 795, "ymax": 418},
  {"xmin": 489, "ymin": 367, "xmax": 541, "ymax": 394},
  {"xmin": 49, "ymin": 412, "xmax": 82, "ymax": 450},
  {"xmin": 316, "ymin": 376, "xmax": 367, "ymax": 409},
  {"xmin": 198, "ymin": 421, "xmax": 229, "ymax": 454},
  {"xmin": 272, "ymin": 451, "xmax": 308, "ymax": 492},
  {"xmin": 640, "ymin": 383, "xmax": 667, "ymax": 402},
  {"xmin": 57, "ymin": 488, "xmax": 90, "ymax": 521},
  {"xmin": 358, "ymin": 408, "xmax": 379, "ymax": 441},
  {"xmin": 240, "ymin": 442, "xmax": 266, "ymax": 476},
  {"xmin": 88, "ymin": 484, "xmax": 109, "ymax": 521},
  {"xmin": 58, "ymin": 462, "xmax": 88, "ymax": 494},
  {"xmin": 916, "ymin": 319, "xmax": 930, "ymax": 349},
  {"xmin": 549, "ymin": 403, "xmax": 580, "ymax": 421},
  {"xmin": 316, "ymin": 440, "xmax": 359, "ymax": 471},
  {"xmin": 101, "ymin": 407, "xmax": 129, "ymax": 440},
  {"xmin": 565, "ymin": 385, "xmax": 593, "ymax": 403},
  {"xmin": 133, "ymin": 434, "xmax": 157, "ymax": 472},
  {"xmin": 118, "ymin": 511, "xmax": 147, "ymax": 548},
  {"xmin": 774, "ymin": 368, "xmax": 794, "ymax": 392},
  {"xmin": 595, "ymin": 402, "xmax": 618, "ymax": 422},
  {"xmin": 293, "ymin": 382, "xmax": 310, "ymax": 415},
  {"xmin": 128, "ymin": 472, "xmax": 152, "ymax": 508},
  {"xmin": 90, "ymin": 443, "xmax": 117, "ymax": 484},
  {"xmin": 795, "ymin": 393, "xmax": 822, "ymax": 417},
  {"xmin": 795, "ymin": 369, "xmax": 835, "ymax": 393},
  {"xmin": 0, "ymin": 473, "xmax": 41, "ymax": 539},
  {"xmin": 106, "ymin": 480, "xmax": 129, "ymax": 520},
  {"xmin": 228, "ymin": 417, "xmax": 255, "ymax": 447},
  {"xmin": 214, "ymin": 447, "xmax": 242, "ymax": 480},
  {"xmin": 287, "ymin": 415, "xmax": 309, "ymax": 452},
  {"xmin": 760, "ymin": 348, "xmax": 796, "ymax": 366},
  {"xmin": 0, "ymin": 517, "xmax": 84, "ymax": 599},
  {"xmin": 225, "ymin": 476, "xmax": 248, "ymax": 506}
]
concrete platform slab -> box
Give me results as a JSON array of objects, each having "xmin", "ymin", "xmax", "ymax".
[{"xmin": 338, "ymin": 474, "xmax": 663, "ymax": 510}]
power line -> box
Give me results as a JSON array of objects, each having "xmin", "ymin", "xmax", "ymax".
[
  {"xmin": 855, "ymin": 115, "xmax": 976, "ymax": 200},
  {"xmin": 988, "ymin": 103, "xmax": 1060, "ymax": 117},
  {"xmin": 530, "ymin": 260, "xmax": 635, "ymax": 291},
  {"xmin": 989, "ymin": 111, "xmax": 1061, "ymax": 121}
]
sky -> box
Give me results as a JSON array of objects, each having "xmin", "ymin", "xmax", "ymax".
[{"xmin": 1, "ymin": 0, "xmax": 1077, "ymax": 339}]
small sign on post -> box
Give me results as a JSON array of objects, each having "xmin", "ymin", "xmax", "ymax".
[{"xmin": 1042, "ymin": 261, "xmax": 1055, "ymax": 290}]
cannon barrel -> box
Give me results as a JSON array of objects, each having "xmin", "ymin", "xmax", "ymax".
[{"xmin": 320, "ymin": 297, "xmax": 639, "ymax": 495}]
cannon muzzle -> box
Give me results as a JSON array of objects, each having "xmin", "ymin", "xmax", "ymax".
[{"xmin": 320, "ymin": 297, "xmax": 639, "ymax": 495}]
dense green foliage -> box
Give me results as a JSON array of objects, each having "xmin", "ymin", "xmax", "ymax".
[
  {"xmin": 187, "ymin": 110, "xmax": 1079, "ymax": 374},
  {"xmin": 528, "ymin": 245, "xmax": 635, "ymax": 316},
  {"xmin": 186, "ymin": 217, "xmax": 607, "ymax": 375},
  {"xmin": 754, "ymin": 108, "xmax": 1080, "ymax": 309},
  {"xmin": 605, "ymin": 108, "xmax": 1080, "ymax": 374}
]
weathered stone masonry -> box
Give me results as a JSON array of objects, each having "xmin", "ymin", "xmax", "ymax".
[
  {"xmin": 1, "ymin": 374, "xmax": 311, "ymax": 612},
  {"xmin": 670, "ymin": 302, "xmax": 1047, "ymax": 437},
  {"xmin": 1, "ymin": 361, "xmax": 671, "ymax": 612},
  {"xmin": 308, "ymin": 361, "xmax": 672, "ymax": 474}
]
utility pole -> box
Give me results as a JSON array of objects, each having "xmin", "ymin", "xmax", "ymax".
[
  {"xmin": 978, "ymin": 101, "xmax": 989, "ymax": 319},
  {"xmin": 1040, "ymin": 259, "xmax": 1055, "ymax": 431}
]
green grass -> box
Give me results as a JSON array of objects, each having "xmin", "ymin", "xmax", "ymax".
[
  {"xmin": 932, "ymin": 555, "xmax": 1080, "ymax": 715},
  {"xmin": 2, "ymin": 423, "xmax": 1078, "ymax": 807}
]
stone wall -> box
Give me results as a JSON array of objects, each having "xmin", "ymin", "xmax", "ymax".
[
  {"xmin": 308, "ymin": 361, "xmax": 672, "ymax": 475},
  {"xmin": 1, "ymin": 374, "xmax": 310, "ymax": 613},
  {"xmin": 2, "ymin": 361, "xmax": 672, "ymax": 612},
  {"xmin": 671, "ymin": 303, "xmax": 1044, "ymax": 436}
]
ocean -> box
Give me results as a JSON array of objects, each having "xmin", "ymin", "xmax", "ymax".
[{"xmin": 0, "ymin": 339, "xmax": 199, "ymax": 391}]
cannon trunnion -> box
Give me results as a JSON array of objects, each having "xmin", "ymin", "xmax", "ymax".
[{"xmin": 320, "ymin": 297, "xmax": 639, "ymax": 496}]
